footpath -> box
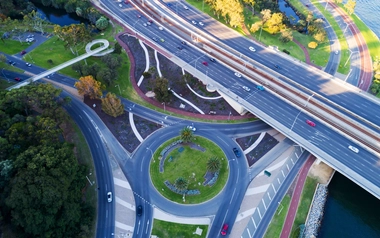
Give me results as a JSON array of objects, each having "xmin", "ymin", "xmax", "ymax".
[{"xmin": 280, "ymin": 155, "xmax": 316, "ymax": 238}]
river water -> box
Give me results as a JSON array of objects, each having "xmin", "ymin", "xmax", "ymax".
[
  {"xmin": 318, "ymin": 2, "xmax": 380, "ymax": 237},
  {"xmin": 353, "ymin": 0, "xmax": 380, "ymax": 38}
]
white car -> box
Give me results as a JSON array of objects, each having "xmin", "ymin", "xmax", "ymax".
[
  {"xmin": 192, "ymin": 20, "xmax": 197, "ymax": 25},
  {"xmin": 107, "ymin": 192, "xmax": 112, "ymax": 202},
  {"xmin": 117, "ymin": 0, "xmax": 122, "ymax": 2},
  {"xmin": 249, "ymin": 46, "xmax": 256, "ymax": 52},
  {"xmin": 348, "ymin": 145, "xmax": 359, "ymax": 153},
  {"xmin": 25, "ymin": 62, "xmax": 32, "ymax": 67},
  {"xmin": 187, "ymin": 126, "xmax": 196, "ymax": 131},
  {"xmin": 334, "ymin": 50, "xmax": 339, "ymax": 55},
  {"xmin": 184, "ymin": 5, "xmax": 189, "ymax": 10},
  {"xmin": 119, "ymin": 4, "xmax": 122, "ymax": 7},
  {"xmin": 242, "ymin": 86, "xmax": 251, "ymax": 92},
  {"xmin": 199, "ymin": 22, "xmax": 204, "ymax": 26},
  {"xmin": 234, "ymin": 72, "xmax": 242, "ymax": 77},
  {"xmin": 159, "ymin": 26, "xmax": 163, "ymax": 31}
]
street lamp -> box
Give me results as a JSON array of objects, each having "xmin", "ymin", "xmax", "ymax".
[
  {"xmin": 344, "ymin": 49, "xmax": 358, "ymax": 67},
  {"xmin": 115, "ymin": 84, "xmax": 121, "ymax": 94},
  {"xmin": 1, "ymin": 68, "xmax": 9, "ymax": 83},
  {"xmin": 162, "ymin": 102, "xmax": 166, "ymax": 112},
  {"xmin": 228, "ymin": 111, "xmax": 232, "ymax": 121}
]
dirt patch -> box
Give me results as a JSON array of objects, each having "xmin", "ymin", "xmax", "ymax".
[
  {"xmin": 119, "ymin": 34, "xmax": 243, "ymax": 116},
  {"xmin": 83, "ymin": 97, "xmax": 161, "ymax": 152},
  {"xmin": 236, "ymin": 133, "xmax": 279, "ymax": 167},
  {"xmin": 308, "ymin": 161, "xmax": 335, "ymax": 184}
]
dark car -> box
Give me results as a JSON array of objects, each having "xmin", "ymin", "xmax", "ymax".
[
  {"xmin": 8, "ymin": 60, "xmax": 15, "ymax": 65},
  {"xmin": 233, "ymin": 148, "xmax": 241, "ymax": 158},
  {"xmin": 181, "ymin": 41, "xmax": 186, "ymax": 45},
  {"xmin": 210, "ymin": 58, "xmax": 216, "ymax": 62},
  {"xmin": 152, "ymin": 37, "xmax": 158, "ymax": 42},
  {"xmin": 274, "ymin": 64, "xmax": 281, "ymax": 69},
  {"xmin": 177, "ymin": 46, "xmax": 183, "ymax": 50},
  {"xmin": 137, "ymin": 205, "xmax": 143, "ymax": 216},
  {"xmin": 221, "ymin": 224, "xmax": 228, "ymax": 236},
  {"xmin": 14, "ymin": 77, "xmax": 21, "ymax": 82},
  {"xmin": 20, "ymin": 50, "xmax": 26, "ymax": 55}
]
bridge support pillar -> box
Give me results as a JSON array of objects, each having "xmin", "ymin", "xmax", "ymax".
[{"xmin": 315, "ymin": 158, "xmax": 322, "ymax": 165}]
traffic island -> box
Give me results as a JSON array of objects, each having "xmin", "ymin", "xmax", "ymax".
[{"xmin": 150, "ymin": 136, "xmax": 229, "ymax": 204}]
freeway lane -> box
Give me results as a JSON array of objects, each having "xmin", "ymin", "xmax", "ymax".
[{"xmin": 149, "ymin": 0, "xmax": 380, "ymax": 128}]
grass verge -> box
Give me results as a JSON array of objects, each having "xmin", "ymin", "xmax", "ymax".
[
  {"xmin": 264, "ymin": 195, "xmax": 291, "ymax": 238},
  {"xmin": 290, "ymin": 176, "xmax": 318, "ymax": 238},
  {"xmin": 150, "ymin": 136, "xmax": 228, "ymax": 204},
  {"xmin": 151, "ymin": 219, "xmax": 208, "ymax": 238}
]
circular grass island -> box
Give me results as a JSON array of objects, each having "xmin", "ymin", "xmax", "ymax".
[{"xmin": 150, "ymin": 136, "xmax": 229, "ymax": 204}]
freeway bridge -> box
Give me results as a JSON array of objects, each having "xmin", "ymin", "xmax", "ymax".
[{"xmin": 98, "ymin": 0, "xmax": 380, "ymax": 198}]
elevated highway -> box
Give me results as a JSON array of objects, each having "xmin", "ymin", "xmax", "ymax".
[{"xmin": 98, "ymin": 0, "xmax": 380, "ymax": 197}]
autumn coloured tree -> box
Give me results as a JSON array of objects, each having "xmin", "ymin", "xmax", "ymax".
[
  {"xmin": 101, "ymin": 92, "xmax": 124, "ymax": 117},
  {"xmin": 74, "ymin": 75, "xmax": 103, "ymax": 99}
]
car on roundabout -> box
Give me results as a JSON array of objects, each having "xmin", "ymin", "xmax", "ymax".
[
  {"xmin": 233, "ymin": 148, "xmax": 241, "ymax": 158},
  {"xmin": 187, "ymin": 125, "xmax": 196, "ymax": 131}
]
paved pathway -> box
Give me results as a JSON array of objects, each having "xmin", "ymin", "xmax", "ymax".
[{"xmin": 280, "ymin": 155, "xmax": 316, "ymax": 238}]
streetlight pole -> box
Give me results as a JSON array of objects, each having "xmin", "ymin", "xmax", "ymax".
[
  {"xmin": 228, "ymin": 111, "xmax": 231, "ymax": 121},
  {"xmin": 325, "ymin": 0, "xmax": 329, "ymax": 10},
  {"xmin": 344, "ymin": 50, "xmax": 358, "ymax": 67},
  {"xmin": 278, "ymin": 202, "xmax": 284, "ymax": 215},
  {"xmin": 115, "ymin": 84, "xmax": 121, "ymax": 94},
  {"xmin": 162, "ymin": 102, "xmax": 165, "ymax": 112},
  {"xmin": 1, "ymin": 68, "xmax": 9, "ymax": 83}
]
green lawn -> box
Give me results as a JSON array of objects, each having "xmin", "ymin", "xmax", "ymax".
[
  {"xmin": 290, "ymin": 177, "xmax": 318, "ymax": 238},
  {"xmin": 0, "ymin": 79, "xmax": 15, "ymax": 90},
  {"xmin": 264, "ymin": 195, "xmax": 291, "ymax": 238},
  {"xmin": 150, "ymin": 136, "xmax": 228, "ymax": 204},
  {"xmin": 0, "ymin": 37, "xmax": 30, "ymax": 55},
  {"xmin": 151, "ymin": 219, "xmax": 208, "ymax": 238}
]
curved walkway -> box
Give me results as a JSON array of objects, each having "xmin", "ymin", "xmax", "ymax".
[{"xmin": 186, "ymin": 84, "xmax": 223, "ymax": 100}]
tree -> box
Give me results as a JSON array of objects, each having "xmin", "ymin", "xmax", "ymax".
[
  {"xmin": 313, "ymin": 31, "xmax": 326, "ymax": 43},
  {"xmin": 22, "ymin": 10, "xmax": 48, "ymax": 35},
  {"xmin": 153, "ymin": 77, "xmax": 170, "ymax": 102},
  {"xmin": 250, "ymin": 22, "xmax": 262, "ymax": 33},
  {"xmin": 207, "ymin": 157, "xmax": 221, "ymax": 173},
  {"xmin": 0, "ymin": 53, "xmax": 6, "ymax": 64},
  {"xmin": 74, "ymin": 75, "xmax": 103, "ymax": 99},
  {"xmin": 279, "ymin": 28, "xmax": 293, "ymax": 43},
  {"xmin": 113, "ymin": 42, "xmax": 122, "ymax": 54},
  {"xmin": 101, "ymin": 92, "xmax": 124, "ymax": 117},
  {"xmin": 266, "ymin": 13, "xmax": 285, "ymax": 34},
  {"xmin": 259, "ymin": 9, "xmax": 271, "ymax": 40},
  {"xmin": 174, "ymin": 177, "xmax": 188, "ymax": 191},
  {"xmin": 54, "ymin": 23, "xmax": 92, "ymax": 55},
  {"xmin": 96, "ymin": 16, "xmax": 108, "ymax": 30},
  {"xmin": 344, "ymin": 0, "xmax": 356, "ymax": 15},
  {"xmin": 102, "ymin": 54, "xmax": 122, "ymax": 70},
  {"xmin": 308, "ymin": 41, "xmax": 318, "ymax": 49},
  {"xmin": 180, "ymin": 127, "xmax": 193, "ymax": 143},
  {"xmin": 6, "ymin": 144, "xmax": 87, "ymax": 238},
  {"xmin": 97, "ymin": 68, "xmax": 114, "ymax": 85}
]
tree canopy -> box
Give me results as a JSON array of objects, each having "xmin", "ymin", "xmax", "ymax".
[
  {"xmin": 0, "ymin": 83, "xmax": 93, "ymax": 237},
  {"xmin": 74, "ymin": 75, "xmax": 104, "ymax": 99},
  {"xmin": 101, "ymin": 92, "xmax": 125, "ymax": 117}
]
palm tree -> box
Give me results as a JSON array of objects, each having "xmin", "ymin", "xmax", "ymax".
[
  {"xmin": 174, "ymin": 177, "xmax": 188, "ymax": 191},
  {"xmin": 207, "ymin": 157, "xmax": 221, "ymax": 173},
  {"xmin": 180, "ymin": 127, "xmax": 193, "ymax": 143}
]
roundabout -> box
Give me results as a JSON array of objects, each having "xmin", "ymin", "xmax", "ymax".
[{"xmin": 150, "ymin": 136, "xmax": 229, "ymax": 204}]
